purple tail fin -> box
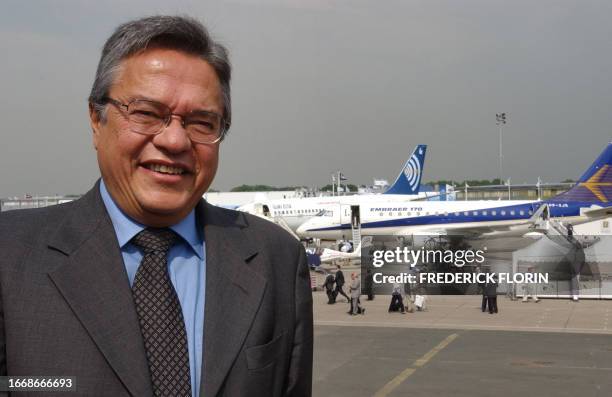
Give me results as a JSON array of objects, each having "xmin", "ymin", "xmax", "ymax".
[{"xmin": 551, "ymin": 143, "xmax": 612, "ymax": 204}]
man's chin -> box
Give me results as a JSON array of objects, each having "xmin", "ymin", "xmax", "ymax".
[{"xmin": 138, "ymin": 196, "xmax": 198, "ymax": 222}]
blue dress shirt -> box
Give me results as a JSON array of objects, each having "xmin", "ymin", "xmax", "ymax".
[{"xmin": 100, "ymin": 181, "xmax": 205, "ymax": 397}]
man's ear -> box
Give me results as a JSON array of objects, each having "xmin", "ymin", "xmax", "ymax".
[{"xmin": 89, "ymin": 102, "xmax": 102, "ymax": 150}]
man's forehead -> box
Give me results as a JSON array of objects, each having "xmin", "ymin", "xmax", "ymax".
[{"xmin": 110, "ymin": 49, "xmax": 222, "ymax": 110}]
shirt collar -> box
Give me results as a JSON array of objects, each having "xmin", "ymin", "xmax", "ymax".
[{"xmin": 99, "ymin": 180, "xmax": 204, "ymax": 259}]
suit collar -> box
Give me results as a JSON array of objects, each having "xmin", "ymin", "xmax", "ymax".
[
  {"xmin": 47, "ymin": 181, "xmax": 154, "ymax": 396},
  {"xmin": 48, "ymin": 180, "xmax": 107, "ymax": 256}
]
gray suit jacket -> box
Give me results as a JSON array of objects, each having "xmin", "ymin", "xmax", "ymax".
[{"xmin": 0, "ymin": 183, "xmax": 313, "ymax": 396}]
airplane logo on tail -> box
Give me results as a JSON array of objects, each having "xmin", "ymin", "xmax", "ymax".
[
  {"xmin": 384, "ymin": 145, "xmax": 427, "ymax": 195},
  {"xmin": 403, "ymin": 151, "xmax": 423, "ymax": 192},
  {"xmin": 579, "ymin": 165, "xmax": 611, "ymax": 203},
  {"xmin": 550, "ymin": 142, "xmax": 612, "ymax": 204}
]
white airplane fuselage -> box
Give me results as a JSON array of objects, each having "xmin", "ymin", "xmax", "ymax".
[
  {"xmin": 296, "ymin": 200, "xmax": 546, "ymax": 240},
  {"xmin": 237, "ymin": 192, "xmax": 436, "ymax": 232}
]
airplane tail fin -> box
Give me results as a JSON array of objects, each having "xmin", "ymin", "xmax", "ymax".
[
  {"xmin": 550, "ymin": 142, "xmax": 612, "ymax": 204},
  {"xmin": 384, "ymin": 145, "xmax": 427, "ymax": 195}
]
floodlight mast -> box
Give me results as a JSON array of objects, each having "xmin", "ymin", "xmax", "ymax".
[{"xmin": 495, "ymin": 112, "xmax": 507, "ymax": 184}]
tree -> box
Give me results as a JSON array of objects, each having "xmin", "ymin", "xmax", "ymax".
[{"xmin": 230, "ymin": 184, "xmax": 305, "ymax": 192}]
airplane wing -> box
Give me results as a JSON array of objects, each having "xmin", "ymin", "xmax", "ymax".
[
  {"xmin": 393, "ymin": 224, "xmax": 514, "ymax": 239},
  {"xmin": 580, "ymin": 205, "xmax": 612, "ymax": 220}
]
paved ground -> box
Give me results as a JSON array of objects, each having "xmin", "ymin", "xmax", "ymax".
[
  {"xmin": 313, "ymin": 326, "xmax": 612, "ymax": 397},
  {"xmin": 312, "ymin": 291, "xmax": 612, "ymax": 397},
  {"xmin": 313, "ymin": 291, "xmax": 612, "ymax": 334}
]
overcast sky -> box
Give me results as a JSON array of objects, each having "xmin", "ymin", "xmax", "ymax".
[{"xmin": 1, "ymin": 0, "xmax": 610, "ymax": 197}]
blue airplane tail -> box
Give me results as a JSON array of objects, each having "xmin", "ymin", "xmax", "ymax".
[
  {"xmin": 550, "ymin": 142, "xmax": 612, "ymax": 204},
  {"xmin": 384, "ymin": 145, "xmax": 427, "ymax": 195}
]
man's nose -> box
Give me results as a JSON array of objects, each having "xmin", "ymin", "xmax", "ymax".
[{"xmin": 152, "ymin": 115, "xmax": 192, "ymax": 153}]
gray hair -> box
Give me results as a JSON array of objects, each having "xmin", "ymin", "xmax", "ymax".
[{"xmin": 88, "ymin": 15, "xmax": 231, "ymax": 133}]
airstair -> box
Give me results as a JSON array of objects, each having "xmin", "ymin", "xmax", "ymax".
[
  {"xmin": 350, "ymin": 205, "xmax": 361, "ymax": 250},
  {"xmin": 273, "ymin": 216, "xmax": 301, "ymax": 240},
  {"xmin": 544, "ymin": 218, "xmax": 599, "ymax": 249},
  {"xmin": 249, "ymin": 203, "xmax": 300, "ymax": 240}
]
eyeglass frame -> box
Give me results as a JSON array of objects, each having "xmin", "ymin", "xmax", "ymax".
[{"xmin": 100, "ymin": 96, "xmax": 230, "ymax": 144}]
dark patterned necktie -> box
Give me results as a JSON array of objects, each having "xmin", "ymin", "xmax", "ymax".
[{"xmin": 131, "ymin": 228, "xmax": 192, "ymax": 397}]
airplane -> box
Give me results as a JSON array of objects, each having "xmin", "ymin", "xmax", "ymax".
[
  {"xmin": 296, "ymin": 143, "xmax": 612, "ymax": 242},
  {"xmin": 237, "ymin": 145, "xmax": 436, "ymax": 232}
]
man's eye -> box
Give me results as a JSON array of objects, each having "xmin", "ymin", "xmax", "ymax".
[
  {"xmin": 189, "ymin": 119, "xmax": 218, "ymax": 132},
  {"xmin": 194, "ymin": 120, "xmax": 214, "ymax": 128},
  {"xmin": 131, "ymin": 110, "xmax": 162, "ymax": 118}
]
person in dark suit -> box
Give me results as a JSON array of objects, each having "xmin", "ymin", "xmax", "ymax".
[
  {"xmin": 485, "ymin": 275, "xmax": 499, "ymax": 314},
  {"xmin": 364, "ymin": 267, "xmax": 375, "ymax": 300},
  {"xmin": 323, "ymin": 273, "xmax": 336, "ymax": 304},
  {"xmin": 0, "ymin": 15, "xmax": 312, "ymax": 397},
  {"xmin": 476, "ymin": 266, "xmax": 488, "ymax": 312},
  {"xmin": 388, "ymin": 283, "xmax": 406, "ymax": 314},
  {"xmin": 334, "ymin": 265, "xmax": 350, "ymax": 303}
]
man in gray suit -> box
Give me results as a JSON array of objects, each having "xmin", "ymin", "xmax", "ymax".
[
  {"xmin": 0, "ymin": 16, "xmax": 312, "ymax": 396},
  {"xmin": 349, "ymin": 273, "xmax": 364, "ymax": 315}
]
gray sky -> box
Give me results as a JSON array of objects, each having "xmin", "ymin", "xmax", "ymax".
[{"xmin": 1, "ymin": 0, "xmax": 610, "ymax": 197}]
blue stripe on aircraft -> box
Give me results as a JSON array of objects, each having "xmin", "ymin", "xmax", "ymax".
[{"xmin": 307, "ymin": 202, "xmax": 591, "ymax": 232}]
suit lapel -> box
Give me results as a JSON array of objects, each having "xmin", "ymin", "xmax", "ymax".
[
  {"xmin": 199, "ymin": 202, "xmax": 266, "ymax": 397},
  {"xmin": 47, "ymin": 184, "xmax": 153, "ymax": 397}
]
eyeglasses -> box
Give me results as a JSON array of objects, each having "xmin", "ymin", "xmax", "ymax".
[{"xmin": 102, "ymin": 97, "xmax": 229, "ymax": 144}]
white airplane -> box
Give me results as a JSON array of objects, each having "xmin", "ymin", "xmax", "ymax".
[
  {"xmin": 237, "ymin": 145, "xmax": 441, "ymax": 232},
  {"xmin": 297, "ymin": 143, "xmax": 612, "ymax": 241}
]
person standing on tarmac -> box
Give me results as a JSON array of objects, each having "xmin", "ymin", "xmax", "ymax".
[
  {"xmin": 476, "ymin": 266, "xmax": 488, "ymax": 312},
  {"xmin": 323, "ymin": 273, "xmax": 336, "ymax": 304},
  {"xmin": 349, "ymin": 273, "xmax": 365, "ymax": 315},
  {"xmin": 485, "ymin": 275, "xmax": 499, "ymax": 314},
  {"xmin": 364, "ymin": 267, "xmax": 375, "ymax": 301},
  {"xmin": 334, "ymin": 265, "xmax": 350, "ymax": 303}
]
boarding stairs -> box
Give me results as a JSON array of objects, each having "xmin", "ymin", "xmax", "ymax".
[
  {"xmin": 351, "ymin": 227, "xmax": 361, "ymax": 251},
  {"xmin": 249, "ymin": 211, "xmax": 300, "ymax": 240},
  {"xmin": 536, "ymin": 217, "xmax": 599, "ymax": 249}
]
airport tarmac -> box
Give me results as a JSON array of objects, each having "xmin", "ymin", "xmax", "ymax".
[
  {"xmin": 313, "ymin": 325, "xmax": 612, "ymax": 397},
  {"xmin": 313, "ymin": 292, "xmax": 612, "ymax": 334},
  {"xmin": 312, "ymin": 292, "xmax": 612, "ymax": 397}
]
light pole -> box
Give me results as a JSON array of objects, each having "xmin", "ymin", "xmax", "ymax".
[
  {"xmin": 496, "ymin": 112, "xmax": 507, "ymax": 185},
  {"xmin": 331, "ymin": 173, "xmax": 336, "ymax": 196}
]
